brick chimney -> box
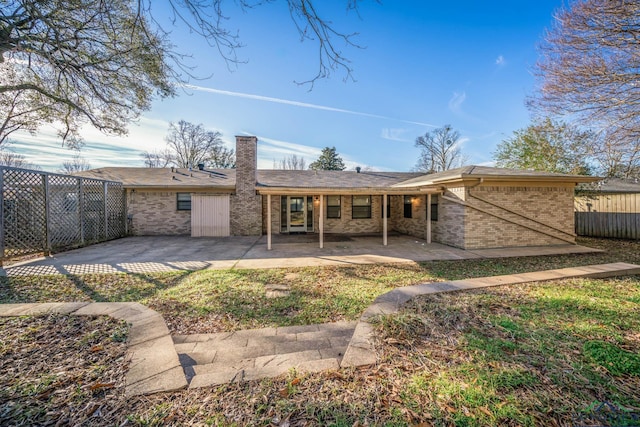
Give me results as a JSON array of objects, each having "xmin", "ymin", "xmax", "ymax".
[{"xmin": 230, "ymin": 136, "xmax": 262, "ymax": 235}]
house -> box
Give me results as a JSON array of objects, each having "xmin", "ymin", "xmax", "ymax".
[
  {"xmin": 78, "ymin": 136, "xmax": 598, "ymax": 250},
  {"xmin": 575, "ymin": 178, "xmax": 640, "ymax": 239}
]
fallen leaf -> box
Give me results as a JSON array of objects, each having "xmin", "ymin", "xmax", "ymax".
[
  {"xmin": 90, "ymin": 345, "xmax": 104, "ymax": 352},
  {"xmin": 90, "ymin": 382, "xmax": 115, "ymax": 391},
  {"xmin": 278, "ymin": 387, "xmax": 289, "ymax": 397},
  {"xmin": 479, "ymin": 406, "xmax": 493, "ymax": 417}
]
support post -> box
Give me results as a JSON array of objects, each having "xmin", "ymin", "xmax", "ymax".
[
  {"xmin": 426, "ymin": 193, "xmax": 432, "ymax": 244},
  {"xmin": 267, "ymin": 194, "xmax": 272, "ymax": 250},
  {"xmin": 383, "ymin": 194, "xmax": 388, "ymax": 246},
  {"xmin": 319, "ymin": 194, "xmax": 324, "ymax": 249}
]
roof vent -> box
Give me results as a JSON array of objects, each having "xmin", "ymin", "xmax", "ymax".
[
  {"xmin": 356, "ymin": 166, "xmax": 361, "ymax": 173},
  {"xmin": 197, "ymin": 163, "xmax": 205, "ymax": 171}
]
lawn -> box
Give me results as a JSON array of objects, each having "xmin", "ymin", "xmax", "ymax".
[
  {"xmin": 0, "ymin": 237, "xmax": 638, "ymax": 334},
  {"xmin": 0, "ymin": 237, "xmax": 639, "ymax": 425}
]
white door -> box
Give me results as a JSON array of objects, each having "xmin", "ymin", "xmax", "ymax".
[{"xmin": 191, "ymin": 194, "xmax": 230, "ymax": 237}]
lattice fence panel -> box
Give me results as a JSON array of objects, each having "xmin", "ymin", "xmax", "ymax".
[
  {"xmin": 81, "ymin": 179, "xmax": 106, "ymax": 244},
  {"xmin": 49, "ymin": 175, "xmax": 81, "ymax": 250},
  {"xmin": 1, "ymin": 169, "xmax": 47, "ymax": 257},
  {"xmin": 1, "ymin": 167, "xmax": 127, "ymax": 262},
  {"xmin": 106, "ymin": 182, "xmax": 125, "ymax": 240}
]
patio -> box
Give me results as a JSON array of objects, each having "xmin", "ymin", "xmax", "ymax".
[{"xmin": 0, "ymin": 234, "xmax": 601, "ymax": 276}]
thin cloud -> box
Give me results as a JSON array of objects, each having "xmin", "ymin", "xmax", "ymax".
[
  {"xmin": 448, "ymin": 91, "xmax": 467, "ymax": 114},
  {"xmin": 495, "ymin": 55, "xmax": 505, "ymax": 66},
  {"xmin": 380, "ymin": 128, "xmax": 411, "ymax": 142},
  {"xmin": 184, "ymin": 84, "xmax": 437, "ymax": 128}
]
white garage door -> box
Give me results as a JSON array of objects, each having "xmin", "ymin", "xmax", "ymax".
[{"xmin": 191, "ymin": 194, "xmax": 230, "ymax": 237}]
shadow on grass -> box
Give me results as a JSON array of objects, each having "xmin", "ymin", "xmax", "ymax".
[{"xmin": 0, "ymin": 270, "xmax": 195, "ymax": 304}]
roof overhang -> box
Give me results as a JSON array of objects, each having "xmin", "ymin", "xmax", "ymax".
[
  {"xmin": 393, "ymin": 174, "xmax": 601, "ymax": 188},
  {"xmin": 257, "ymin": 186, "xmax": 444, "ymax": 195}
]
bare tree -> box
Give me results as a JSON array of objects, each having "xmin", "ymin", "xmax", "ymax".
[
  {"xmin": 141, "ymin": 149, "xmax": 174, "ymax": 168},
  {"xmin": 163, "ymin": 120, "xmax": 234, "ymax": 168},
  {"xmin": 0, "ymin": 1, "xmax": 364, "ymax": 146},
  {"xmin": 0, "ymin": 0, "xmax": 174, "ymax": 148},
  {"xmin": 530, "ymin": 0, "xmax": 640, "ymax": 176},
  {"xmin": 0, "ymin": 145, "xmax": 38, "ymax": 169},
  {"xmin": 414, "ymin": 125, "xmax": 468, "ymax": 173},
  {"xmin": 59, "ymin": 153, "xmax": 91, "ymax": 174},
  {"xmin": 274, "ymin": 154, "xmax": 307, "ymax": 170}
]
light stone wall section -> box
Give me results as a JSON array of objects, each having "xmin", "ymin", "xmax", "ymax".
[
  {"xmin": 323, "ymin": 195, "xmax": 383, "ymax": 234},
  {"xmin": 127, "ymin": 190, "xmax": 191, "ymax": 235},
  {"xmin": 390, "ymin": 195, "xmax": 428, "ymax": 240},
  {"xmin": 230, "ymin": 136, "xmax": 262, "ymax": 236},
  {"xmin": 461, "ymin": 185, "xmax": 575, "ymax": 249},
  {"xmin": 263, "ymin": 195, "xmax": 389, "ymax": 235},
  {"xmin": 432, "ymin": 187, "xmax": 467, "ymax": 248},
  {"xmin": 262, "ymin": 195, "xmax": 282, "ymax": 234}
]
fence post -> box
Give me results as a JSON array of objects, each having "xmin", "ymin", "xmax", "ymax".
[
  {"xmin": 123, "ymin": 186, "xmax": 128, "ymax": 236},
  {"xmin": 0, "ymin": 169, "xmax": 5, "ymax": 264},
  {"xmin": 103, "ymin": 181, "xmax": 108, "ymax": 240},
  {"xmin": 43, "ymin": 173, "xmax": 51, "ymax": 255},
  {"xmin": 79, "ymin": 178, "xmax": 85, "ymax": 245}
]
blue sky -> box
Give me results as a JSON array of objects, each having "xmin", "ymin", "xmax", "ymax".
[{"xmin": 11, "ymin": 0, "xmax": 564, "ymax": 172}]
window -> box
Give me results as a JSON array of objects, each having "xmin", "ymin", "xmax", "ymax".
[
  {"xmin": 327, "ymin": 195, "xmax": 341, "ymax": 218},
  {"xmin": 381, "ymin": 195, "xmax": 391, "ymax": 218},
  {"xmin": 404, "ymin": 195, "xmax": 412, "ymax": 218},
  {"xmin": 429, "ymin": 195, "xmax": 438, "ymax": 221},
  {"xmin": 352, "ymin": 195, "xmax": 371, "ymax": 219},
  {"xmin": 177, "ymin": 192, "xmax": 191, "ymax": 210}
]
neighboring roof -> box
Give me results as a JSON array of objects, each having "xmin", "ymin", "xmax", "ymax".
[
  {"xmin": 392, "ymin": 165, "xmax": 600, "ymax": 188},
  {"xmin": 76, "ymin": 167, "xmax": 235, "ymax": 189},
  {"xmin": 579, "ymin": 178, "xmax": 640, "ymax": 193}
]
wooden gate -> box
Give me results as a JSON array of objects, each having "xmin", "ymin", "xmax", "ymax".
[{"xmin": 191, "ymin": 194, "xmax": 230, "ymax": 237}]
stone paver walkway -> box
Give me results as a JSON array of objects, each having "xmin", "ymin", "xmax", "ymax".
[
  {"xmin": 174, "ymin": 322, "xmax": 356, "ymax": 388},
  {"xmin": 1, "ymin": 262, "xmax": 638, "ymax": 394}
]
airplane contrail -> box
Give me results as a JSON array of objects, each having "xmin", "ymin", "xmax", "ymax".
[{"xmin": 184, "ymin": 84, "xmax": 437, "ymax": 128}]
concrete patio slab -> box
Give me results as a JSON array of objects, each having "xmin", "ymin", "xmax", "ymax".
[{"xmin": 1, "ymin": 234, "xmax": 602, "ymax": 276}]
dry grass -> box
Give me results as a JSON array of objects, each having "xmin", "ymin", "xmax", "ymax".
[
  {"xmin": 0, "ymin": 315, "xmax": 129, "ymax": 426},
  {"xmin": 0, "ymin": 237, "xmax": 639, "ymax": 425}
]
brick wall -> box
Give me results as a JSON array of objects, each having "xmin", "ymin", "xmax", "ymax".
[
  {"xmin": 230, "ymin": 136, "xmax": 262, "ymax": 235},
  {"xmin": 432, "ymin": 187, "xmax": 467, "ymax": 248},
  {"xmin": 323, "ymin": 195, "xmax": 384, "ymax": 234},
  {"xmin": 460, "ymin": 185, "xmax": 575, "ymax": 249},
  {"xmin": 391, "ymin": 194, "xmax": 430, "ymax": 240},
  {"xmin": 127, "ymin": 190, "xmax": 190, "ymax": 235},
  {"xmin": 263, "ymin": 194, "xmax": 387, "ymax": 235}
]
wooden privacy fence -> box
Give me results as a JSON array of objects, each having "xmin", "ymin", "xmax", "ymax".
[
  {"xmin": 575, "ymin": 192, "xmax": 640, "ymax": 239},
  {"xmin": 0, "ymin": 166, "xmax": 127, "ymax": 263}
]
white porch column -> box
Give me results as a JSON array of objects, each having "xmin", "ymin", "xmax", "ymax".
[
  {"xmin": 319, "ymin": 194, "xmax": 324, "ymax": 249},
  {"xmin": 383, "ymin": 194, "xmax": 388, "ymax": 246},
  {"xmin": 267, "ymin": 194, "xmax": 272, "ymax": 250},
  {"xmin": 426, "ymin": 193, "xmax": 432, "ymax": 244}
]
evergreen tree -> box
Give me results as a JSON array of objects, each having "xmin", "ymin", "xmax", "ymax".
[{"xmin": 309, "ymin": 146, "xmax": 346, "ymax": 170}]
